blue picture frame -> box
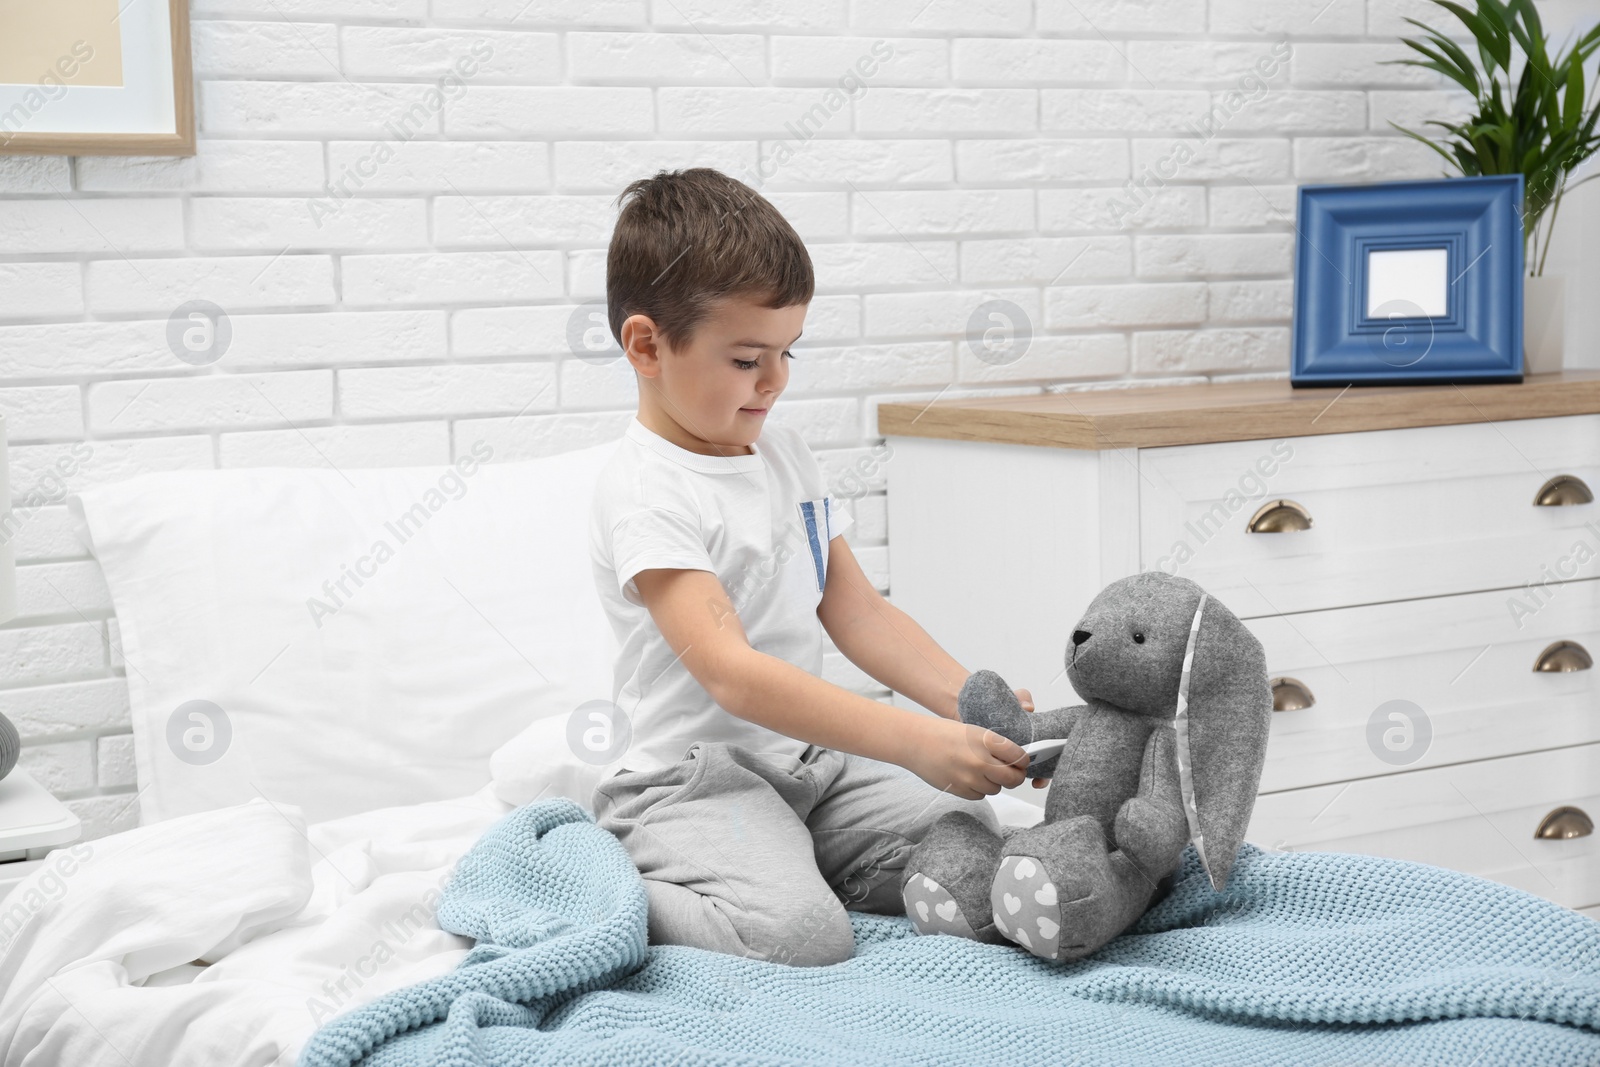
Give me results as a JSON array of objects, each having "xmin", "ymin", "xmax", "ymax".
[{"xmin": 1291, "ymin": 174, "xmax": 1524, "ymax": 387}]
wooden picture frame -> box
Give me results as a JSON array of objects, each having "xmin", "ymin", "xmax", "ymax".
[
  {"xmin": 0, "ymin": 0, "xmax": 194, "ymax": 156},
  {"xmin": 1290, "ymin": 174, "xmax": 1525, "ymax": 387}
]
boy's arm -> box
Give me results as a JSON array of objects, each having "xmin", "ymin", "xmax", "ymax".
[
  {"xmin": 629, "ymin": 566, "xmax": 1029, "ymax": 799},
  {"xmin": 811, "ymin": 533, "xmax": 969, "ymax": 719},
  {"xmin": 815, "ymin": 535, "xmax": 1046, "ymax": 791},
  {"xmin": 819, "ymin": 537, "xmax": 1017, "ymax": 723}
]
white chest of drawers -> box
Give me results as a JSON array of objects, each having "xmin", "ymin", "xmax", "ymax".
[{"xmin": 878, "ymin": 372, "xmax": 1600, "ymax": 920}]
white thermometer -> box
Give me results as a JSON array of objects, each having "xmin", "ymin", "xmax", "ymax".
[{"xmin": 1018, "ymin": 737, "xmax": 1071, "ymax": 761}]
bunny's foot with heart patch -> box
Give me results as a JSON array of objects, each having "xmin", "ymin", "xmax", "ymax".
[
  {"xmin": 991, "ymin": 851, "xmax": 1069, "ymax": 959},
  {"xmin": 899, "ymin": 810, "xmax": 1008, "ymax": 944},
  {"xmin": 990, "ymin": 814, "xmax": 1152, "ymax": 962}
]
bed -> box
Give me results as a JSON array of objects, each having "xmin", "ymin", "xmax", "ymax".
[{"xmin": 1, "ymin": 440, "xmax": 1596, "ymax": 1067}]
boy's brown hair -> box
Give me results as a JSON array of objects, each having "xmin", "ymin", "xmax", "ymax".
[{"xmin": 606, "ymin": 168, "xmax": 814, "ymax": 353}]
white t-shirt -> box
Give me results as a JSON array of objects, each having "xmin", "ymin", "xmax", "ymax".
[{"xmin": 589, "ymin": 414, "xmax": 853, "ymax": 774}]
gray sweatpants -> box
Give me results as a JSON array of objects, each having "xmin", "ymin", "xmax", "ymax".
[{"xmin": 591, "ymin": 739, "xmax": 1004, "ymax": 967}]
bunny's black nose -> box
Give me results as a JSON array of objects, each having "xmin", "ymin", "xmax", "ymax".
[{"xmin": 1072, "ymin": 629, "xmax": 1092, "ymax": 646}]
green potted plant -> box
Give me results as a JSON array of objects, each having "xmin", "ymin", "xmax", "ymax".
[{"xmin": 1385, "ymin": 0, "xmax": 1600, "ymax": 373}]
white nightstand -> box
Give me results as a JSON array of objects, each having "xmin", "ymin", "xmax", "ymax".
[
  {"xmin": 880, "ymin": 371, "xmax": 1600, "ymax": 916},
  {"xmin": 0, "ymin": 767, "xmax": 83, "ymax": 901}
]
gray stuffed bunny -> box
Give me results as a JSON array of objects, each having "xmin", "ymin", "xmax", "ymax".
[{"xmin": 899, "ymin": 570, "xmax": 1272, "ymax": 962}]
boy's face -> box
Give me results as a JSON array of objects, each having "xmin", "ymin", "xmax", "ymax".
[{"xmin": 625, "ymin": 294, "xmax": 806, "ymax": 456}]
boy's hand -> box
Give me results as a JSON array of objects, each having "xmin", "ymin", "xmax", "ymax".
[
  {"xmin": 1012, "ymin": 687, "xmax": 1050, "ymax": 789},
  {"xmin": 906, "ymin": 717, "xmax": 1028, "ymax": 801}
]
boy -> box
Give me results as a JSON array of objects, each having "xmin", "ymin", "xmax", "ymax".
[{"xmin": 588, "ymin": 167, "xmax": 1043, "ymax": 968}]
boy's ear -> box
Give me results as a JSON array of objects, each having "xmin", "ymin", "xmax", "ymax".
[
  {"xmin": 1178, "ymin": 595, "xmax": 1273, "ymax": 891},
  {"xmin": 619, "ymin": 313, "xmax": 666, "ymax": 373}
]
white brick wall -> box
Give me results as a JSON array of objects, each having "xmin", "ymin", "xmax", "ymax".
[{"xmin": 5, "ymin": 0, "xmax": 1578, "ymax": 841}]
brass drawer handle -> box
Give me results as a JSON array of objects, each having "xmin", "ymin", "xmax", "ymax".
[
  {"xmin": 1533, "ymin": 474, "xmax": 1593, "ymax": 506},
  {"xmin": 1533, "ymin": 640, "xmax": 1593, "ymax": 673},
  {"xmin": 1535, "ymin": 805, "xmax": 1593, "ymax": 839},
  {"xmin": 1270, "ymin": 676, "xmax": 1314, "ymax": 711},
  {"xmin": 1247, "ymin": 498, "xmax": 1313, "ymax": 533}
]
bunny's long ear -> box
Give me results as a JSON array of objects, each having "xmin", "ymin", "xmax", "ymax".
[{"xmin": 1172, "ymin": 592, "xmax": 1273, "ymax": 891}]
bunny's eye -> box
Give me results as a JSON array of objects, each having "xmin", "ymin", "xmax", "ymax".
[{"xmin": 1133, "ymin": 632, "xmax": 1146, "ymax": 644}]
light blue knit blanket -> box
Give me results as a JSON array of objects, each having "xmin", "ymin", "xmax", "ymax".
[{"xmin": 297, "ymin": 797, "xmax": 1600, "ymax": 1067}]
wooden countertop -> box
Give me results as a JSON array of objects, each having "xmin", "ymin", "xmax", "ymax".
[{"xmin": 874, "ymin": 370, "xmax": 1600, "ymax": 450}]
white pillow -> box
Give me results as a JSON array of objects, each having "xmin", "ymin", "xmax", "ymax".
[
  {"xmin": 489, "ymin": 713, "xmax": 613, "ymax": 813},
  {"xmin": 67, "ymin": 441, "xmax": 621, "ymax": 827}
]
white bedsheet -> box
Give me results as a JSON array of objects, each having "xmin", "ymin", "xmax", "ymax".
[
  {"xmin": 0, "ymin": 784, "xmax": 516, "ymax": 1067},
  {"xmin": 0, "ymin": 784, "xmax": 1044, "ymax": 1067}
]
